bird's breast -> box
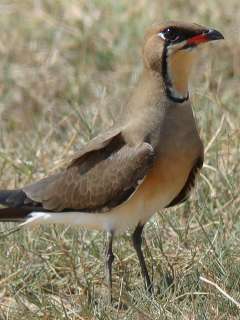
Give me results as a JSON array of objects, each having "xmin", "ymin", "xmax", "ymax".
[{"xmin": 129, "ymin": 140, "xmax": 202, "ymax": 223}]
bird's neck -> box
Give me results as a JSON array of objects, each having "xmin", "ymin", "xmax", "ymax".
[
  {"xmin": 162, "ymin": 49, "xmax": 197, "ymax": 103},
  {"xmin": 126, "ymin": 70, "xmax": 165, "ymax": 115},
  {"xmin": 122, "ymin": 70, "xmax": 165, "ymax": 143}
]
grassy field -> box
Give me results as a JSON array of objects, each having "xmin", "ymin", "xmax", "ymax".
[{"xmin": 0, "ymin": 0, "xmax": 239, "ymax": 319}]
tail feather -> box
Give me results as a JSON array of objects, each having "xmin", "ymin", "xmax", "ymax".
[
  {"xmin": 0, "ymin": 207, "xmax": 31, "ymax": 221},
  {"xmin": 0, "ymin": 189, "xmax": 26, "ymax": 206},
  {"xmin": 0, "ymin": 190, "xmax": 14, "ymax": 205},
  {"xmin": 0, "ymin": 189, "xmax": 31, "ymax": 221}
]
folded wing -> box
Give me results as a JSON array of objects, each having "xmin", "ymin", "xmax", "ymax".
[{"xmin": 22, "ymin": 129, "xmax": 154, "ymax": 213}]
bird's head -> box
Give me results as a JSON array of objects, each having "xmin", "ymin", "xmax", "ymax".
[{"xmin": 143, "ymin": 21, "xmax": 224, "ymax": 103}]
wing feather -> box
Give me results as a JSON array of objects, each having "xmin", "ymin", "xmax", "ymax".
[{"xmin": 23, "ymin": 130, "xmax": 154, "ymax": 213}]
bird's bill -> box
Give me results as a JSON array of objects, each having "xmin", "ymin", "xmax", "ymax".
[{"xmin": 187, "ymin": 29, "xmax": 224, "ymax": 46}]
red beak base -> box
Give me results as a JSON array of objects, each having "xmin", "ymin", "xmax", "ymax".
[
  {"xmin": 187, "ymin": 29, "xmax": 224, "ymax": 46},
  {"xmin": 187, "ymin": 34, "xmax": 209, "ymax": 46}
]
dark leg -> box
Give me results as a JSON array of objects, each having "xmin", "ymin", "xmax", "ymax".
[
  {"xmin": 132, "ymin": 224, "xmax": 152, "ymax": 294},
  {"xmin": 105, "ymin": 231, "xmax": 115, "ymax": 303}
]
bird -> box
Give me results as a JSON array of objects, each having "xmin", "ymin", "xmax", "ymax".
[{"xmin": 0, "ymin": 21, "xmax": 223, "ymax": 300}]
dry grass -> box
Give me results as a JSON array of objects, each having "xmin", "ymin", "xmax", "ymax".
[{"xmin": 0, "ymin": 0, "xmax": 239, "ymax": 319}]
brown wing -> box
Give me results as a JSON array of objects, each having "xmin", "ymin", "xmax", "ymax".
[
  {"xmin": 166, "ymin": 156, "xmax": 203, "ymax": 208},
  {"xmin": 68, "ymin": 127, "xmax": 123, "ymax": 168},
  {"xmin": 23, "ymin": 130, "xmax": 154, "ymax": 213}
]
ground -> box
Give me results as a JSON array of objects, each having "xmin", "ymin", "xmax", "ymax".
[{"xmin": 0, "ymin": 1, "xmax": 239, "ymax": 319}]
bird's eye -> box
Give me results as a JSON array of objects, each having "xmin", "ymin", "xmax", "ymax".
[{"xmin": 160, "ymin": 27, "xmax": 180, "ymax": 42}]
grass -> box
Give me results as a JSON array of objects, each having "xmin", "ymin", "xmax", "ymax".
[{"xmin": 0, "ymin": 0, "xmax": 239, "ymax": 319}]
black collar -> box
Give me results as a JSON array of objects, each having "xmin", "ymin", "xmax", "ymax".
[{"xmin": 166, "ymin": 87, "xmax": 189, "ymax": 103}]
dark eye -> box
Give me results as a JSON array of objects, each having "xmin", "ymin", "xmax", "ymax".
[{"xmin": 161, "ymin": 27, "xmax": 180, "ymax": 42}]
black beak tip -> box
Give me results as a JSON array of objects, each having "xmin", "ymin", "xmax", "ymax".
[{"xmin": 207, "ymin": 29, "xmax": 224, "ymax": 41}]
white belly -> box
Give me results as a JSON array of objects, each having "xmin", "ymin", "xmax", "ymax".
[{"xmin": 19, "ymin": 186, "xmax": 175, "ymax": 234}]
